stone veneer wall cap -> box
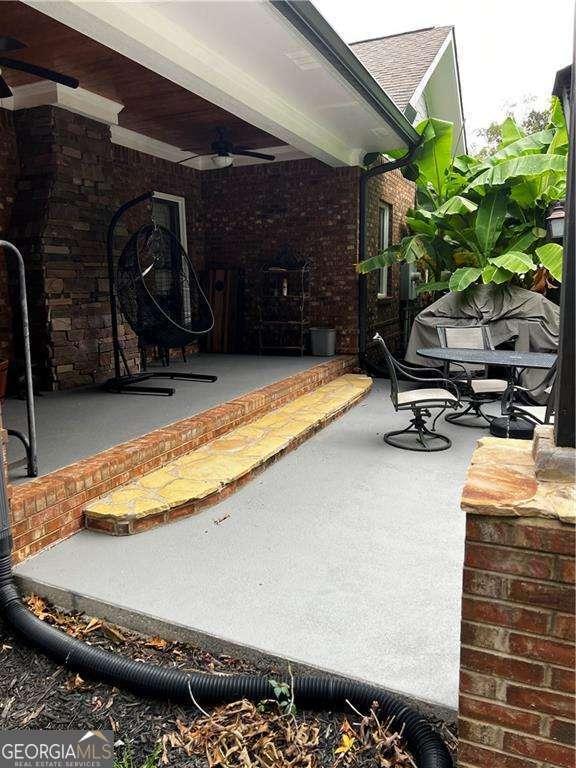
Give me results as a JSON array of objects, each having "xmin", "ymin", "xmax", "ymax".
[
  {"xmin": 532, "ymin": 424, "xmax": 576, "ymax": 484},
  {"xmin": 461, "ymin": 436, "xmax": 575, "ymax": 526}
]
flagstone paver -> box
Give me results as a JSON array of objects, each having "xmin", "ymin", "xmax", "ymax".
[{"xmin": 84, "ymin": 374, "xmax": 372, "ymax": 530}]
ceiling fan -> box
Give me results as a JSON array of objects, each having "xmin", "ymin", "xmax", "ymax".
[
  {"xmin": 0, "ymin": 35, "xmax": 79, "ymax": 99},
  {"xmin": 180, "ymin": 127, "xmax": 276, "ymax": 169}
]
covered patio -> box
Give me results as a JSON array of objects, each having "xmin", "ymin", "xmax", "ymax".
[
  {"xmin": 15, "ymin": 378, "xmax": 483, "ymax": 713},
  {"xmin": 4, "ymin": 354, "xmax": 327, "ymax": 480}
]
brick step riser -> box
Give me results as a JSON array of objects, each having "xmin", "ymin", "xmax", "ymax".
[
  {"xmin": 85, "ymin": 386, "xmax": 369, "ymax": 535},
  {"xmin": 9, "ymin": 356, "xmax": 357, "ymax": 563}
]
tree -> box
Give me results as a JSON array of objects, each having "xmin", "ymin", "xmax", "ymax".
[
  {"xmin": 357, "ymin": 98, "xmax": 568, "ymax": 295},
  {"xmin": 474, "ymin": 95, "xmax": 549, "ymax": 158}
]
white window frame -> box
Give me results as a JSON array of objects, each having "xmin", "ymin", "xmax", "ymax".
[
  {"xmin": 377, "ymin": 202, "xmax": 392, "ymax": 298},
  {"xmin": 152, "ymin": 191, "xmax": 191, "ymax": 322},
  {"xmin": 152, "ymin": 191, "xmax": 188, "ymax": 251}
]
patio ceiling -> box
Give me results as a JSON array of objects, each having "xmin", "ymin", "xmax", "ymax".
[
  {"xmin": 0, "ymin": 1, "xmax": 283, "ymax": 154},
  {"xmin": 4, "ymin": 0, "xmax": 419, "ymax": 168}
]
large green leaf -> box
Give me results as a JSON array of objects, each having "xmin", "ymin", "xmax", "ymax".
[
  {"xmin": 490, "ymin": 251, "xmax": 535, "ymax": 275},
  {"xmin": 411, "ymin": 118, "xmax": 454, "ymax": 199},
  {"xmin": 498, "ymin": 117, "xmax": 524, "ymax": 149},
  {"xmin": 452, "ymin": 155, "xmax": 482, "ymax": 175},
  {"xmin": 399, "ymin": 235, "xmax": 433, "ymax": 264},
  {"xmin": 475, "ymin": 190, "xmax": 508, "ymax": 257},
  {"xmin": 357, "ymin": 235, "xmax": 432, "ymax": 273},
  {"xmin": 536, "ymin": 243, "xmax": 563, "ymax": 282},
  {"xmin": 510, "ymin": 171, "xmax": 567, "ymax": 209},
  {"xmin": 406, "ymin": 216, "xmax": 436, "ymax": 235},
  {"xmin": 550, "ymin": 95, "xmax": 566, "ymax": 129},
  {"xmin": 482, "ymin": 265, "xmax": 513, "ymax": 284},
  {"xmin": 405, "ymin": 208, "xmax": 435, "ymax": 235},
  {"xmin": 434, "ymin": 196, "xmax": 478, "ymax": 216},
  {"xmin": 489, "ymin": 130, "xmax": 554, "ymax": 163},
  {"xmin": 507, "ymin": 227, "xmax": 546, "ymax": 253},
  {"xmin": 467, "ymin": 154, "xmax": 567, "ymax": 191},
  {"xmin": 357, "ymin": 249, "xmax": 397, "ymax": 273},
  {"xmin": 548, "ymin": 127, "xmax": 568, "ymax": 155},
  {"xmin": 416, "ymin": 280, "xmax": 449, "ymax": 295},
  {"xmin": 449, "ymin": 267, "xmax": 482, "ymax": 291}
]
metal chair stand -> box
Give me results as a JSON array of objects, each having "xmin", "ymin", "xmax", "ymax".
[
  {"xmin": 104, "ymin": 192, "xmax": 217, "ymax": 396},
  {"xmin": 384, "ymin": 407, "xmax": 452, "ymax": 452},
  {"xmin": 445, "ymin": 401, "xmax": 494, "ymax": 429},
  {"xmin": 489, "ymin": 414, "xmax": 536, "ymax": 440},
  {"xmin": 490, "ymin": 364, "xmax": 557, "ymax": 440}
]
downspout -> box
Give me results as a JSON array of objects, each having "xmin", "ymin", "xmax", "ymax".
[{"xmin": 358, "ymin": 145, "xmax": 421, "ymax": 367}]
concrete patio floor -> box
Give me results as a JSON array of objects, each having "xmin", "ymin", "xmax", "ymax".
[
  {"xmin": 3, "ymin": 354, "xmax": 319, "ymax": 480},
  {"xmin": 16, "ymin": 380, "xmax": 488, "ymax": 713}
]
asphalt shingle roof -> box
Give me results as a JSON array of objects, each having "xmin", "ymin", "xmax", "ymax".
[{"xmin": 350, "ymin": 26, "xmax": 453, "ymax": 112}]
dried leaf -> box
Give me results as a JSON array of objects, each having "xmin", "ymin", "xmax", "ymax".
[
  {"xmin": 146, "ymin": 636, "xmax": 169, "ymax": 650},
  {"xmin": 101, "ymin": 623, "xmax": 126, "ymax": 644}
]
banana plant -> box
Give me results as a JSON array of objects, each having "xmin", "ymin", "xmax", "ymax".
[{"xmin": 358, "ymin": 98, "xmax": 568, "ymax": 294}]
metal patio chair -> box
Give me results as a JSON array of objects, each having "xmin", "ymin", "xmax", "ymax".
[
  {"xmin": 501, "ymin": 361, "xmax": 557, "ymax": 428},
  {"xmin": 373, "ymin": 332, "xmax": 460, "ymax": 452},
  {"xmin": 437, "ymin": 325, "xmax": 508, "ymax": 428}
]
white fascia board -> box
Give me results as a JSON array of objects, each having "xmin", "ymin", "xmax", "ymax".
[
  {"xmin": 408, "ymin": 32, "xmax": 467, "ymax": 154},
  {"xmin": 0, "ymin": 80, "xmax": 124, "ymax": 124},
  {"xmin": 409, "ymin": 33, "xmax": 453, "ymax": 110},
  {"xmin": 23, "ymin": 0, "xmax": 358, "ymax": 167}
]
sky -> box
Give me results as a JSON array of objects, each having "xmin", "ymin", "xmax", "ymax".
[{"xmin": 313, "ymin": 0, "xmax": 574, "ymax": 151}]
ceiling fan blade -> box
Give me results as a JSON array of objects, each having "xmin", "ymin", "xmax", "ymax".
[
  {"xmin": 0, "ymin": 36, "xmax": 26, "ymax": 53},
  {"xmin": 0, "ymin": 58, "xmax": 79, "ymax": 89},
  {"xmin": 177, "ymin": 152, "xmax": 212, "ymax": 165},
  {"xmin": 0, "ymin": 75, "xmax": 12, "ymax": 99},
  {"xmin": 233, "ymin": 148, "xmax": 276, "ymax": 161}
]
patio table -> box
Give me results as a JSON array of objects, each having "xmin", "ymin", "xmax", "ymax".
[{"xmin": 416, "ymin": 347, "xmax": 557, "ymax": 439}]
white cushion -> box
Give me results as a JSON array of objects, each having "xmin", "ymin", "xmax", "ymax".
[
  {"xmin": 397, "ymin": 388, "xmax": 458, "ymax": 406},
  {"xmin": 470, "ymin": 379, "xmax": 508, "ymax": 394}
]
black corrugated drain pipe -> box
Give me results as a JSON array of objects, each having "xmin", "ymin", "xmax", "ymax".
[
  {"xmin": 0, "ymin": 463, "xmax": 451, "ymax": 767},
  {"xmin": 358, "ymin": 145, "xmax": 421, "ymax": 374}
]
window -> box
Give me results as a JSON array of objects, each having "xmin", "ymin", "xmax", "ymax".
[
  {"xmin": 152, "ymin": 193, "xmax": 187, "ymax": 249},
  {"xmin": 378, "ymin": 203, "xmax": 392, "ymax": 297},
  {"xmin": 151, "ymin": 193, "xmax": 191, "ymax": 324}
]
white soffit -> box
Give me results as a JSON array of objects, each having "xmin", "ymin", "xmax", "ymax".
[
  {"xmin": 111, "ymin": 125, "xmax": 308, "ymax": 170},
  {"xmin": 22, "ymin": 0, "xmax": 407, "ymax": 167}
]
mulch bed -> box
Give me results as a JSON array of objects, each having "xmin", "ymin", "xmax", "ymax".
[{"xmin": 0, "ymin": 596, "xmax": 456, "ymax": 767}]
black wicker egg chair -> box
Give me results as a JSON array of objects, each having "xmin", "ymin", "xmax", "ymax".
[
  {"xmin": 104, "ymin": 191, "xmax": 217, "ymax": 395},
  {"xmin": 117, "ymin": 224, "xmax": 214, "ymax": 349}
]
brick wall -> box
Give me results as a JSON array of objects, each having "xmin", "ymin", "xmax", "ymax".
[
  {"xmin": 459, "ymin": 514, "xmax": 575, "ymax": 768},
  {"xmin": 4, "ymin": 105, "xmax": 416, "ymax": 384},
  {"xmin": 7, "ymin": 106, "xmax": 203, "ymax": 389},
  {"xmin": 0, "ymin": 109, "xmax": 19, "ymax": 364},
  {"xmin": 365, "ymin": 168, "xmax": 415, "ymax": 356},
  {"xmin": 111, "ymin": 143, "xmax": 204, "ymax": 268},
  {"xmin": 201, "ymin": 159, "xmax": 360, "ymax": 354}
]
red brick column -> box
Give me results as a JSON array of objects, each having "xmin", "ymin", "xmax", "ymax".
[{"xmin": 458, "ymin": 435, "xmax": 575, "ymax": 768}]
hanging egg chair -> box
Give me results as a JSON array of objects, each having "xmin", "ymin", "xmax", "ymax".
[{"xmin": 116, "ymin": 224, "xmax": 214, "ymax": 350}]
